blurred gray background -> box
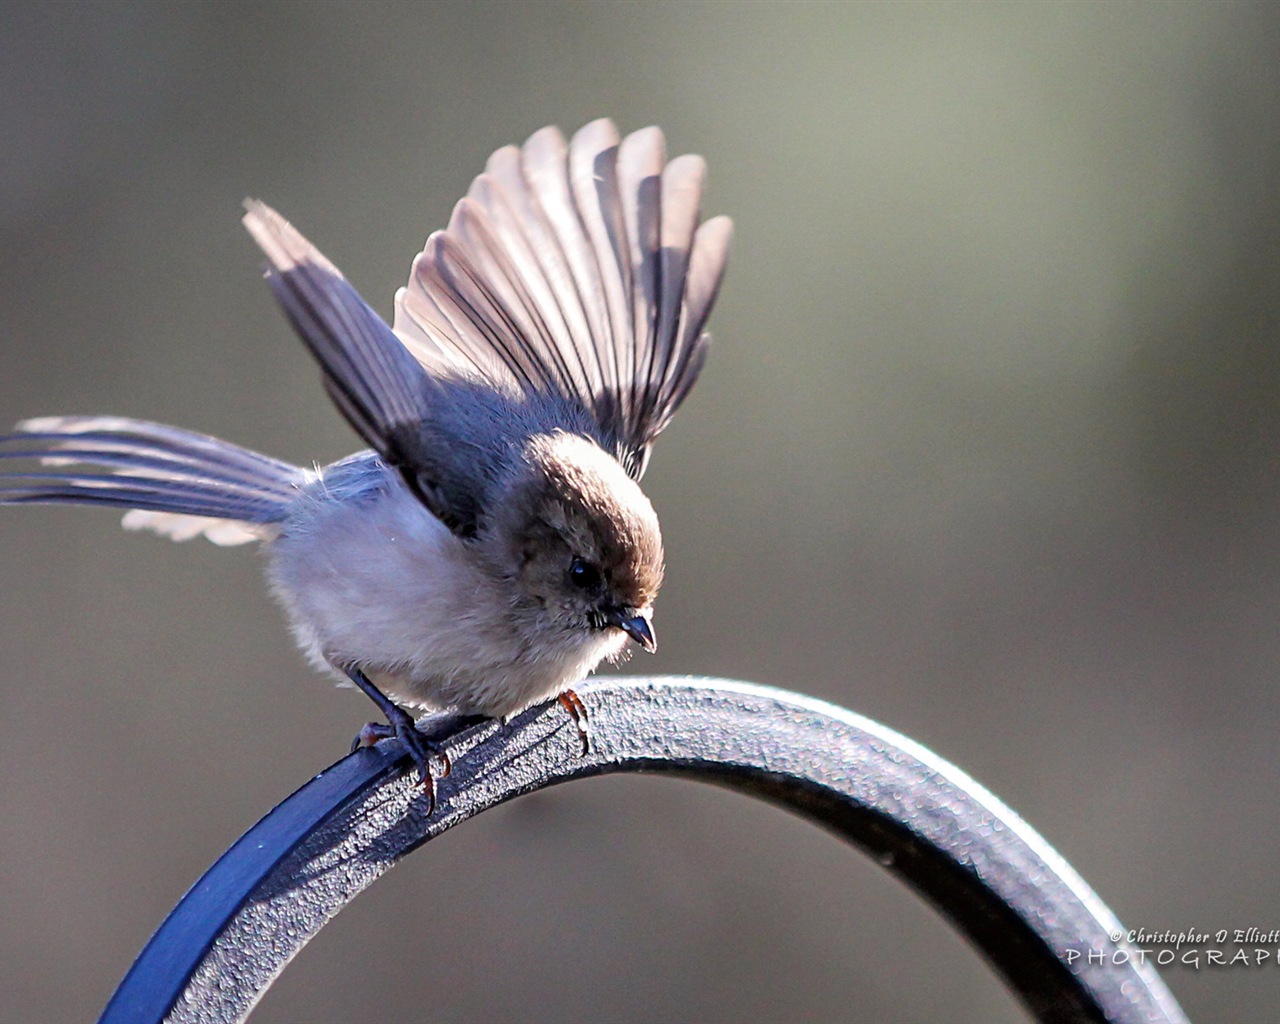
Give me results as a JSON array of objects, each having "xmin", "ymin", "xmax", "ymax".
[{"xmin": 2, "ymin": 2, "xmax": 1278, "ymax": 1021}]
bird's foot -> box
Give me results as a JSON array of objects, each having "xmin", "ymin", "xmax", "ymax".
[
  {"xmin": 351, "ymin": 705, "xmax": 451, "ymax": 813},
  {"xmin": 557, "ymin": 689, "xmax": 590, "ymax": 756}
]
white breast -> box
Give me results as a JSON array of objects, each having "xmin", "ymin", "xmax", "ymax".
[{"xmin": 265, "ymin": 474, "xmax": 622, "ymax": 717}]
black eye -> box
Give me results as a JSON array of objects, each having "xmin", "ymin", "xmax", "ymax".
[{"xmin": 568, "ymin": 557, "xmax": 602, "ymax": 591}]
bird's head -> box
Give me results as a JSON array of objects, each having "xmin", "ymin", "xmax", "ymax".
[{"xmin": 487, "ymin": 431, "xmax": 663, "ymax": 655}]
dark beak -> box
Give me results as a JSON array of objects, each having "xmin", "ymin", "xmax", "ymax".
[{"xmin": 607, "ymin": 609, "xmax": 656, "ymax": 653}]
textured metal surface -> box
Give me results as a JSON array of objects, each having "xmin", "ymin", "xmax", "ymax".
[{"xmin": 97, "ymin": 677, "xmax": 1188, "ymax": 1024}]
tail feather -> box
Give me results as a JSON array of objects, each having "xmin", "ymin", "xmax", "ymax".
[
  {"xmin": 14, "ymin": 416, "xmax": 301, "ymax": 492},
  {"xmin": 0, "ymin": 472, "xmax": 288, "ymax": 519},
  {"xmin": 0, "ymin": 440, "xmax": 296, "ymax": 497},
  {"xmin": 0, "ymin": 416, "xmax": 308, "ymax": 545}
]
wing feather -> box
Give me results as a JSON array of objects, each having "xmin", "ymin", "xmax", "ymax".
[
  {"xmin": 463, "ymin": 173, "xmax": 583, "ymax": 396},
  {"xmin": 243, "ymin": 201, "xmax": 487, "ymax": 536},
  {"xmin": 568, "ymin": 119, "xmax": 629, "ymax": 424},
  {"xmin": 393, "ymin": 120, "xmax": 732, "ymax": 477},
  {"xmin": 616, "ymin": 127, "xmax": 665, "ymax": 437}
]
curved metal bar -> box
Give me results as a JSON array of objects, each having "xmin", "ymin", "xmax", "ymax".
[{"xmin": 98, "ymin": 677, "xmax": 1188, "ymax": 1024}]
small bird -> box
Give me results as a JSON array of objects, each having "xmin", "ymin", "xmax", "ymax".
[{"xmin": 0, "ymin": 120, "xmax": 732, "ymax": 802}]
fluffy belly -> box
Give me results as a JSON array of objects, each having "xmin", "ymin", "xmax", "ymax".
[
  {"xmin": 371, "ymin": 626, "xmax": 627, "ymax": 717},
  {"xmin": 265, "ymin": 451, "xmax": 634, "ymax": 719}
]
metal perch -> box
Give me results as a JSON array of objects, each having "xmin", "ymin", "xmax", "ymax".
[{"xmin": 97, "ymin": 676, "xmax": 1188, "ymax": 1024}]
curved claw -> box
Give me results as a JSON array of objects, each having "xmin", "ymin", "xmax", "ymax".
[
  {"xmin": 557, "ymin": 689, "xmax": 590, "ymax": 756},
  {"xmin": 351, "ymin": 721, "xmax": 391, "ymax": 753}
]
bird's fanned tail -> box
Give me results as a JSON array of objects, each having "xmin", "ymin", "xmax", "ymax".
[{"xmin": 0, "ymin": 415, "xmax": 307, "ymax": 545}]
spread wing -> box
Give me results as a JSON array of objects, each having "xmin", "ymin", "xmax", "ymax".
[
  {"xmin": 243, "ymin": 202, "xmax": 491, "ymax": 536},
  {"xmin": 242, "ymin": 121, "xmax": 731, "ymax": 535},
  {"xmin": 392, "ymin": 119, "xmax": 733, "ymax": 478}
]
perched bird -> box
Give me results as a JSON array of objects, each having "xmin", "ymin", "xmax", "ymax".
[{"xmin": 0, "ymin": 120, "xmax": 732, "ymax": 802}]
